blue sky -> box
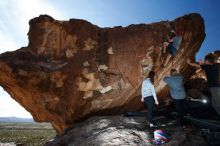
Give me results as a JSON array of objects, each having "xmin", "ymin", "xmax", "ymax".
[{"xmin": 0, "ymin": 0, "xmax": 219, "ymax": 118}]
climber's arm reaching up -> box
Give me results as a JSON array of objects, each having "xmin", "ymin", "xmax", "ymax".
[{"xmin": 187, "ymin": 59, "xmax": 201, "ymax": 69}]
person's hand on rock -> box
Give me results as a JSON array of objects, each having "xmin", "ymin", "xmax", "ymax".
[
  {"xmin": 198, "ymin": 59, "xmax": 204, "ymax": 65},
  {"xmin": 187, "ymin": 59, "xmax": 191, "ymax": 64}
]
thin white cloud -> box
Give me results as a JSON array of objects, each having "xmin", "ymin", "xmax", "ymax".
[
  {"xmin": 0, "ymin": 0, "xmax": 63, "ymax": 53},
  {"xmin": 0, "ymin": 0, "xmax": 62, "ymax": 118}
]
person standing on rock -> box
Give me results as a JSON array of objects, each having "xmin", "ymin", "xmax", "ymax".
[
  {"xmin": 187, "ymin": 55, "xmax": 220, "ymax": 115},
  {"xmin": 141, "ymin": 71, "xmax": 159, "ymax": 128},
  {"xmin": 163, "ymin": 69, "xmax": 187, "ymax": 125}
]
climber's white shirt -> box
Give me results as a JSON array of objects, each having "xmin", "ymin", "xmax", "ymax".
[{"xmin": 141, "ymin": 78, "xmax": 158, "ymax": 103}]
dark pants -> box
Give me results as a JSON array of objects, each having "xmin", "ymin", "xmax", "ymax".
[
  {"xmin": 144, "ymin": 96, "xmax": 155, "ymax": 123},
  {"xmin": 173, "ymin": 99, "xmax": 187, "ymax": 124},
  {"xmin": 168, "ymin": 43, "xmax": 177, "ymax": 56}
]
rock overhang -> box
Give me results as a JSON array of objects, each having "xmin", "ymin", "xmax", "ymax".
[{"xmin": 0, "ymin": 13, "xmax": 205, "ymax": 133}]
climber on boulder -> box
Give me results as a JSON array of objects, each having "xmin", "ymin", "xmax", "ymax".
[
  {"xmin": 141, "ymin": 71, "xmax": 159, "ymax": 128},
  {"xmin": 187, "ymin": 55, "xmax": 220, "ymax": 116},
  {"xmin": 163, "ymin": 30, "xmax": 182, "ymax": 67},
  {"xmin": 163, "ymin": 69, "xmax": 188, "ymax": 125}
]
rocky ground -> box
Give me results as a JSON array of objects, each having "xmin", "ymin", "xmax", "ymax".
[{"xmin": 45, "ymin": 115, "xmax": 209, "ymax": 146}]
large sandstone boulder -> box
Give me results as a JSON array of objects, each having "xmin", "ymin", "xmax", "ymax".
[{"xmin": 0, "ymin": 13, "xmax": 205, "ymax": 133}]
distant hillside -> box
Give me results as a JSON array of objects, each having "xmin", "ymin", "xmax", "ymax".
[{"xmin": 0, "ymin": 117, "xmax": 34, "ymax": 122}]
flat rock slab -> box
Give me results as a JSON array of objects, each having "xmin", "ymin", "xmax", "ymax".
[{"xmin": 45, "ymin": 116, "xmax": 209, "ymax": 146}]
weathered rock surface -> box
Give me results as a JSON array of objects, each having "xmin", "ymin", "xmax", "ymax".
[
  {"xmin": 0, "ymin": 13, "xmax": 205, "ymax": 133},
  {"xmin": 45, "ymin": 116, "xmax": 209, "ymax": 146}
]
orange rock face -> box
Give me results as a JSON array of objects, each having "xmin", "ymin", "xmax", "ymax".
[{"xmin": 0, "ymin": 13, "xmax": 205, "ymax": 133}]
